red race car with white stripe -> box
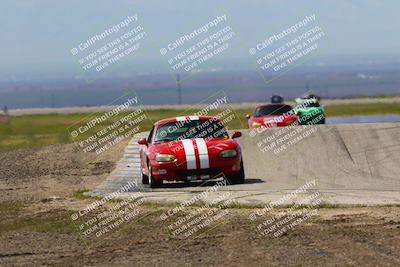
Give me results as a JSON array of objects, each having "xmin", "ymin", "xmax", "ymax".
[{"xmin": 138, "ymin": 116, "xmax": 245, "ymax": 188}]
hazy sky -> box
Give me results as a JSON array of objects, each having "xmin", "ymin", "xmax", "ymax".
[{"xmin": 1, "ymin": 0, "xmax": 399, "ymax": 78}]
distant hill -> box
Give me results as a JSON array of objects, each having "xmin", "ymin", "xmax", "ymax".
[{"xmin": 1, "ymin": 67, "xmax": 399, "ymax": 108}]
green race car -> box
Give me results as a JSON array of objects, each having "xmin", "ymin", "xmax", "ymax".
[{"xmin": 293, "ymin": 97, "xmax": 326, "ymax": 125}]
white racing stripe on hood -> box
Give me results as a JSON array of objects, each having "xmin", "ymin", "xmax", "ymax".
[
  {"xmin": 194, "ymin": 138, "xmax": 209, "ymax": 169},
  {"xmin": 188, "ymin": 116, "xmax": 199, "ymax": 120},
  {"xmin": 176, "ymin": 116, "xmax": 186, "ymax": 121},
  {"xmin": 181, "ymin": 139, "xmax": 196, "ymax": 170}
]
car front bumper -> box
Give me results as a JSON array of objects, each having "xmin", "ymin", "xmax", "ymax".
[{"xmin": 150, "ymin": 156, "xmax": 242, "ymax": 182}]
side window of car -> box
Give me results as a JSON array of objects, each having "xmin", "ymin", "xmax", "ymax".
[{"xmin": 147, "ymin": 127, "xmax": 154, "ymax": 144}]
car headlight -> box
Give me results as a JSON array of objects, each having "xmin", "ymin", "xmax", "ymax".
[
  {"xmin": 219, "ymin": 149, "xmax": 238, "ymax": 158},
  {"xmin": 252, "ymin": 122, "xmax": 262, "ymax": 128},
  {"xmin": 155, "ymin": 154, "xmax": 176, "ymax": 162}
]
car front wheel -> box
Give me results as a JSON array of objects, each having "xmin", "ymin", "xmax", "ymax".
[
  {"xmin": 142, "ymin": 172, "xmax": 149, "ymax": 184},
  {"xmin": 149, "ymin": 165, "xmax": 163, "ymax": 188},
  {"xmin": 226, "ymin": 160, "xmax": 245, "ymax": 185}
]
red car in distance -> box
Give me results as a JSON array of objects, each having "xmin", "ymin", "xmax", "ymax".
[
  {"xmin": 246, "ymin": 104, "xmax": 296, "ymax": 128},
  {"xmin": 138, "ymin": 116, "xmax": 245, "ymax": 188}
]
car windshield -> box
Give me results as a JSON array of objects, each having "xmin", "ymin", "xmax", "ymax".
[
  {"xmin": 154, "ymin": 119, "xmax": 229, "ymax": 142},
  {"xmin": 253, "ymin": 105, "xmax": 292, "ymax": 117},
  {"xmin": 297, "ymin": 100, "xmax": 321, "ymax": 108},
  {"xmin": 306, "ymin": 102, "xmax": 321, "ymax": 107}
]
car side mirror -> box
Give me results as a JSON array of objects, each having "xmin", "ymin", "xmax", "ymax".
[
  {"xmin": 231, "ymin": 131, "xmax": 242, "ymax": 139},
  {"xmin": 138, "ymin": 138, "xmax": 147, "ymax": 145},
  {"xmin": 245, "ymin": 114, "xmax": 250, "ymax": 119}
]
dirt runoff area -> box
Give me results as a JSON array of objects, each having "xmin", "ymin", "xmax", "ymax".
[{"xmin": 1, "ymin": 143, "xmax": 400, "ymax": 266}]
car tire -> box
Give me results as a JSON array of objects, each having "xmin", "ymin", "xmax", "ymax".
[
  {"xmin": 226, "ymin": 160, "xmax": 245, "ymax": 185},
  {"xmin": 149, "ymin": 166, "xmax": 163, "ymax": 188},
  {"xmin": 142, "ymin": 172, "xmax": 149, "ymax": 184}
]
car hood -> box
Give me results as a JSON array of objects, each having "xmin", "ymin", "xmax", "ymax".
[
  {"xmin": 297, "ymin": 107, "xmax": 324, "ymax": 114},
  {"xmin": 251, "ymin": 114, "xmax": 296, "ymax": 123},
  {"xmin": 150, "ymin": 138, "xmax": 238, "ymax": 156}
]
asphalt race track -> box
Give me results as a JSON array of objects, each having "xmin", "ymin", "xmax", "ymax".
[{"xmin": 90, "ymin": 122, "xmax": 400, "ymax": 206}]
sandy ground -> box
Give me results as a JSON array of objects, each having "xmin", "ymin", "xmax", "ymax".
[
  {"xmin": 1, "ymin": 142, "xmax": 400, "ymax": 266},
  {"xmin": 1, "ymin": 201, "xmax": 400, "ymax": 266},
  {"xmin": 0, "ymin": 141, "xmax": 128, "ymax": 202}
]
